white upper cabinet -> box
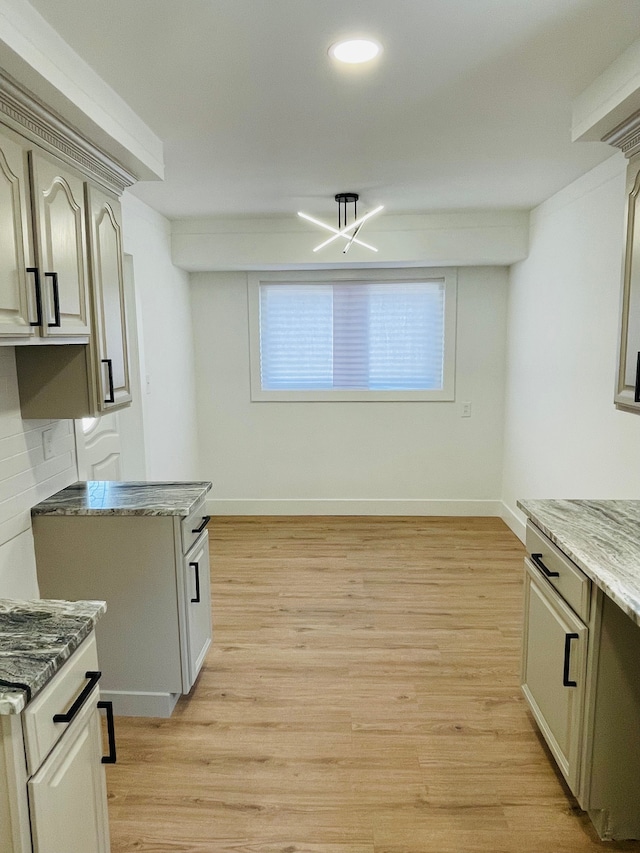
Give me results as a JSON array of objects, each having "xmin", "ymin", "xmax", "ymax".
[
  {"xmin": 615, "ymin": 152, "xmax": 640, "ymax": 412},
  {"xmin": 0, "ymin": 131, "xmax": 35, "ymax": 336},
  {"xmin": 14, "ymin": 177, "xmax": 133, "ymax": 418},
  {"xmin": 29, "ymin": 150, "xmax": 91, "ymax": 338},
  {"xmin": 86, "ymin": 184, "xmax": 131, "ymax": 411},
  {"xmin": 0, "ymin": 126, "xmax": 92, "ymax": 342},
  {"xmin": 0, "ymin": 75, "xmax": 138, "ymax": 417}
]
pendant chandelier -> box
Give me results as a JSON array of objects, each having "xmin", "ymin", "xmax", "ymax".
[{"xmin": 298, "ymin": 193, "xmax": 383, "ymax": 254}]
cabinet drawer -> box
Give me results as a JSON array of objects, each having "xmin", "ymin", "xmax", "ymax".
[
  {"xmin": 181, "ymin": 500, "xmax": 209, "ymax": 554},
  {"xmin": 22, "ymin": 633, "xmax": 99, "ymax": 775},
  {"xmin": 526, "ymin": 522, "xmax": 591, "ymax": 620}
]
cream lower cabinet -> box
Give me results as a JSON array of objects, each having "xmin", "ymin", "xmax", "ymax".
[
  {"xmin": 522, "ymin": 521, "xmax": 640, "ymax": 840},
  {"xmin": 183, "ymin": 531, "xmax": 213, "ymax": 688},
  {"xmin": 0, "ymin": 634, "xmax": 112, "ymax": 853},
  {"xmin": 521, "ymin": 558, "xmax": 587, "ymax": 792},
  {"xmin": 34, "ymin": 507, "xmax": 212, "ymax": 718}
]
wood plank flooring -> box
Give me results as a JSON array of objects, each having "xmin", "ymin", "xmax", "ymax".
[{"xmin": 106, "ymin": 516, "xmax": 640, "ymax": 852}]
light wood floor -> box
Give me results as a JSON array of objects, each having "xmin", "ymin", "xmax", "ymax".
[{"xmin": 106, "ymin": 517, "xmax": 640, "ymax": 852}]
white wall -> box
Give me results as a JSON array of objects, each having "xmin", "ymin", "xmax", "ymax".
[
  {"xmin": 191, "ymin": 266, "xmax": 509, "ymax": 515},
  {"xmin": 122, "ymin": 192, "xmax": 200, "ymax": 481},
  {"xmin": 0, "ymin": 348, "xmax": 77, "ymax": 598},
  {"xmin": 501, "ymin": 153, "xmax": 640, "ymax": 540},
  {"xmin": 0, "ymin": 194, "xmax": 199, "ymax": 599}
]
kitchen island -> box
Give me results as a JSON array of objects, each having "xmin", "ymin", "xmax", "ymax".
[
  {"xmin": 518, "ymin": 499, "xmax": 640, "ymax": 840},
  {"xmin": 31, "ymin": 481, "xmax": 213, "ymax": 717}
]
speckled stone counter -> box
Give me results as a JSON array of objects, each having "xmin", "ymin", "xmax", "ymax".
[
  {"xmin": 31, "ymin": 480, "xmax": 212, "ymax": 517},
  {"xmin": 518, "ymin": 499, "xmax": 640, "ymax": 626},
  {"xmin": 0, "ymin": 599, "xmax": 106, "ymax": 714}
]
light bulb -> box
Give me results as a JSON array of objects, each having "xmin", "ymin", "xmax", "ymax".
[{"xmin": 329, "ymin": 39, "xmax": 381, "ymax": 64}]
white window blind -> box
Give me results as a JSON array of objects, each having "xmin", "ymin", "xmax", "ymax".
[{"xmin": 259, "ymin": 280, "xmax": 446, "ymax": 392}]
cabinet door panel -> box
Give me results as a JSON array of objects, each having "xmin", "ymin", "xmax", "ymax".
[
  {"xmin": 29, "ymin": 151, "xmax": 90, "ymax": 337},
  {"xmin": 0, "ymin": 133, "xmax": 33, "ymax": 336},
  {"xmin": 521, "ymin": 559, "xmax": 587, "ymax": 793},
  {"xmin": 183, "ymin": 530, "xmax": 212, "ymax": 691},
  {"xmin": 86, "ymin": 185, "xmax": 131, "ymax": 409},
  {"xmin": 616, "ymin": 155, "xmax": 640, "ymax": 410},
  {"xmin": 28, "ymin": 692, "xmax": 109, "ymax": 853}
]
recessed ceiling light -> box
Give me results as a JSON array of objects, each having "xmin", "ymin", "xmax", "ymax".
[{"xmin": 329, "ymin": 38, "xmax": 381, "ymax": 65}]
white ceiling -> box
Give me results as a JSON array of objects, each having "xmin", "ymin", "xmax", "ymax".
[{"xmin": 25, "ymin": 0, "xmax": 640, "ymax": 219}]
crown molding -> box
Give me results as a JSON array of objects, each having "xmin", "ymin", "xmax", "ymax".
[
  {"xmin": 601, "ymin": 109, "xmax": 640, "ymax": 160},
  {"xmin": 0, "ymin": 71, "xmax": 136, "ymax": 194}
]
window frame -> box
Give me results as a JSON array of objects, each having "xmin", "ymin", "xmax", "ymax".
[{"xmin": 248, "ymin": 268, "xmax": 457, "ymax": 402}]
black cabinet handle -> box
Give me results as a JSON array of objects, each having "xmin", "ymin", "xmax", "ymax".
[
  {"xmin": 26, "ymin": 267, "xmax": 43, "ymax": 327},
  {"xmin": 53, "ymin": 670, "xmax": 101, "ymax": 723},
  {"xmin": 101, "ymin": 358, "xmax": 115, "ymax": 403},
  {"xmin": 97, "ymin": 700, "xmax": 117, "ymax": 764},
  {"xmin": 192, "ymin": 516, "xmax": 211, "ymax": 534},
  {"xmin": 635, "ymin": 352, "xmax": 640, "ymax": 403},
  {"xmin": 189, "ymin": 561, "xmax": 201, "ymax": 603},
  {"xmin": 531, "ymin": 552, "xmax": 559, "ymax": 578},
  {"xmin": 44, "ymin": 271, "xmax": 61, "ymax": 327},
  {"xmin": 563, "ymin": 633, "xmax": 579, "ymax": 687}
]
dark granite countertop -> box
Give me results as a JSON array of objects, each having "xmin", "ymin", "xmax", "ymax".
[
  {"xmin": 518, "ymin": 499, "xmax": 640, "ymax": 626},
  {"xmin": 31, "ymin": 481, "xmax": 212, "ymax": 518},
  {"xmin": 0, "ymin": 598, "xmax": 106, "ymax": 714}
]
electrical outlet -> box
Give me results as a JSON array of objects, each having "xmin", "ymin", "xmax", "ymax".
[
  {"xmin": 42, "ymin": 427, "xmax": 54, "ymax": 460},
  {"xmin": 462, "ymin": 401, "xmax": 472, "ymax": 418}
]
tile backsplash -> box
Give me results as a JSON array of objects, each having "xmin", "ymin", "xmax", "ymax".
[{"xmin": 0, "ymin": 347, "xmax": 77, "ymax": 597}]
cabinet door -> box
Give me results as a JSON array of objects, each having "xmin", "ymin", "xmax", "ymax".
[
  {"xmin": 521, "ymin": 558, "xmax": 588, "ymax": 793},
  {"xmin": 28, "ymin": 690, "xmax": 110, "ymax": 853},
  {"xmin": 0, "ymin": 130, "xmax": 35, "ymax": 337},
  {"xmin": 616, "ymin": 153, "xmax": 640, "ymax": 411},
  {"xmin": 29, "ymin": 151, "xmax": 91, "ymax": 337},
  {"xmin": 86, "ymin": 184, "xmax": 131, "ymax": 410},
  {"xmin": 183, "ymin": 530, "xmax": 212, "ymax": 691}
]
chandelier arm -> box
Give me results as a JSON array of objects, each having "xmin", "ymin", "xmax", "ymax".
[
  {"xmin": 312, "ymin": 205, "xmax": 384, "ymax": 251},
  {"xmin": 298, "ymin": 212, "xmax": 377, "ymax": 251},
  {"xmin": 315, "ymin": 233, "xmax": 377, "ymax": 253},
  {"xmin": 343, "ymin": 223, "xmax": 363, "ymax": 254}
]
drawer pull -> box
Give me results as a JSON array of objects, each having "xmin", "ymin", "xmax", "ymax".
[
  {"xmin": 26, "ymin": 267, "xmax": 43, "ymax": 327},
  {"xmin": 563, "ymin": 633, "xmax": 579, "ymax": 687},
  {"xmin": 97, "ymin": 700, "xmax": 117, "ymax": 764},
  {"xmin": 191, "ymin": 516, "xmax": 211, "ymax": 534},
  {"xmin": 189, "ymin": 561, "xmax": 201, "ymax": 603},
  {"xmin": 44, "ymin": 271, "xmax": 61, "ymax": 327},
  {"xmin": 635, "ymin": 352, "xmax": 640, "ymax": 403},
  {"xmin": 531, "ymin": 553, "xmax": 559, "ymax": 578},
  {"xmin": 52, "ymin": 670, "xmax": 101, "ymax": 723}
]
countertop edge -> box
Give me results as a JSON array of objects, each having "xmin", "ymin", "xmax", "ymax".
[
  {"xmin": 31, "ymin": 481, "xmax": 212, "ymax": 517},
  {"xmin": 0, "ymin": 599, "xmax": 107, "ymax": 715},
  {"xmin": 517, "ymin": 499, "xmax": 640, "ymax": 627}
]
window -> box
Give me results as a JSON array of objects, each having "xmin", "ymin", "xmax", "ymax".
[{"xmin": 249, "ymin": 269, "xmax": 457, "ymax": 401}]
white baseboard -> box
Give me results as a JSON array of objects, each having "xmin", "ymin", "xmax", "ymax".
[
  {"xmin": 500, "ymin": 501, "xmax": 526, "ymax": 542},
  {"xmin": 102, "ymin": 690, "xmax": 180, "ymax": 718},
  {"xmin": 206, "ymin": 498, "xmax": 504, "ymax": 517}
]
